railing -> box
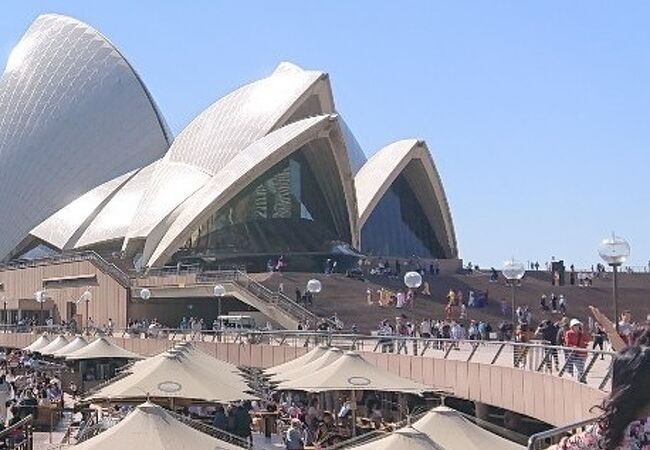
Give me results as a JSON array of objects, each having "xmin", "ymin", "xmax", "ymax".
[
  {"xmin": 0, "ymin": 414, "xmax": 33, "ymax": 449},
  {"xmin": 0, "ymin": 250, "xmax": 131, "ymax": 288},
  {"xmin": 8, "ymin": 328, "xmax": 615, "ymax": 391},
  {"xmin": 527, "ymin": 418, "xmax": 597, "ymax": 449},
  {"xmin": 74, "ymin": 403, "xmax": 248, "ymax": 448},
  {"xmin": 198, "ymin": 270, "xmax": 320, "ymax": 326},
  {"xmin": 166, "ymin": 408, "xmax": 250, "ymax": 448}
]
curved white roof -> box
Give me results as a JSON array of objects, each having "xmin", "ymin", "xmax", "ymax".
[
  {"xmin": 355, "ymin": 139, "xmax": 457, "ymax": 258},
  {"xmin": 122, "ymin": 63, "xmax": 334, "ymax": 251},
  {"xmin": 30, "ymin": 170, "xmax": 134, "ymax": 250},
  {"xmin": 0, "ymin": 14, "xmax": 170, "ymax": 260},
  {"xmin": 75, "ymin": 162, "xmax": 161, "ymax": 248},
  {"xmin": 144, "ymin": 114, "xmax": 357, "ymax": 266}
]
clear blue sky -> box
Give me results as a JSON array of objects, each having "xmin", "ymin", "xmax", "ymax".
[{"xmin": 2, "ymin": 2, "xmax": 649, "ymax": 269}]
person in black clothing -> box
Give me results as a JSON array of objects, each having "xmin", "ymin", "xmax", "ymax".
[
  {"xmin": 295, "ymin": 288, "xmax": 301, "ymax": 303},
  {"xmin": 212, "ymin": 405, "xmax": 227, "ymax": 430},
  {"xmin": 19, "ymin": 391, "xmax": 37, "ymax": 420},
  {"xmin": 550, "ymin": 293, "xmax": 558, "ymax": 312},
  {"xmin": 230, "ymin": 403, "xmax": 252, "ymax": 445},
  {"xmin": 536, "ymin": 320, "xmax": 560, "ymax": 371},
  {"xmin": 592, "ymin": 323, "xmax": 606, "ymax": 359}
]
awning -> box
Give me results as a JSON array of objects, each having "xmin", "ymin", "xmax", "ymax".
[
  {"xmin": 276, "ymin": 351, "xmax": 432, "ymax": 394},
  {"xmin": 410, "ymin": 406, "xmax": 525, "ymax": 450},
  {"xmin": 66, "ymin": 337, "xmax": 143, "ymax": 360},
  {"xmin": 23, "ymin": 334, "xmax": 51, "ymax": 352},
  {"xmin": 51, "ymin": 336, "xmax": 89, "ymax": 358},
  {"xmin": 272, "ymin": 347, "xmax": 343, "ymax": 384},
  {"xmin": 264, "ymin": 345, "xmax": 329, "ymax": 376},
  {"xmin": 86, "ymin": 344, "xmax": 255, "ymax": 403},
  {"xmin": 350, "ymin": 427, "xmax": 447, "ymax": 450},
  {"xmin": 38, "ymin": 335, "xmax": 69, "ymax": 355},
  {"xmin": 73, "ymin": 402, "xmax": 242, "ymax": 450}
]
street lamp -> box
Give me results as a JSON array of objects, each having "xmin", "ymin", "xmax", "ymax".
[
  {"xmin": 139, "ymin": 288, "xmax": 152, "ymax": 301},
  {"xmin": 213, "ymin": 284, "xmax": 225, "ymax": 320},
  {"xmin": 77, "ymin": 289, "xmax": 92, "ymax": 332},
  {"xmin": 598, "ymin": 233, "xmax": 630, "ymax": 332},
  {"xmin": 34, "ymin": 290, "xmax": 47, "ymax": 326},
  {"xmin": 503, "ymin": 259, "xmax": 526, "ymax": 325},
  {"xmin": 306, "ymin": 279, "xmax": 322, "ymax": 306},
  {"xmin": 404, "ymin": 271, "xmax": 423, "ymax": 289},
  {"xmin": 306, "ymin": 279, "xmax": 322, "ymax": 294},
  {"xmin": 1, "ymin": 296, "xmax": 6, "ymax": 328}
]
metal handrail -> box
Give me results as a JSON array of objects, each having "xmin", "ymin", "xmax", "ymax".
[
  {"xmin": 527, "ymin": 417, "xmax": 597, "ymax": 449},
  {"xmin": 0, "ymin": 250, "xmax": 131, "ymax": 288},
  {"xmin": 165, "ymin": 408, "xmax": 249, "ymax": 448},
  {"xmin": 198, "ymin": 270, "xmax": 320, "ymax": 325},
  {"xmin": 0, "ymin": 413, "xmax": 33, "ymax": 449},
  {"xmin": 9, "ymin": 328, "xmax": 615, "ymax": 390}
]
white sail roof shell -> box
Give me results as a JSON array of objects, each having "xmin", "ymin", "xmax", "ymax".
[
  {"xmin": 122, "ymin": 63, "xmax": 333, "ymax": 249},
  {"xmin": 0, "ymin": 14, "xmax": 170, "ymax": 260},
  {"xmin": 355, "ymin": 139, "xmax": 458, "ymax": 258}
]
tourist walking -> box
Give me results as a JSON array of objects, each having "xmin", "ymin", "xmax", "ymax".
[{"xmin": 564, "ymin": 319, "xmax": 589, "ymax": 382}]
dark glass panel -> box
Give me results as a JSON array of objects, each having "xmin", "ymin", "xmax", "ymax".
[
  {"xmin": 181, "ymin": 151, "xmax": 339, "ymax": 256},
  {"xmin": 361, "ymin": 174, "xmax": 445, "ymax": 258}
]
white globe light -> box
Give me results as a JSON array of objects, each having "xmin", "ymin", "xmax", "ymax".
[
  {"xmin": 34, "ymin": 290, "xmax": 46, "ymax": 303},
  {"xmin": 598, "ymin": 234, "xmax": 630, "ymax": 266},
  {"xmin": 404, "ymin": 271, "xmax": 423, "ymax": 289},
  {"xmin": 213, "ymin": 284, "xmax": 226, "ymax": 297},
  {"xmin": 80, "ymin": 290, "xmax": 92, "ymax": 302},
  {"xmin": 503, "ymin": 259, "xmax": 525, "ymax": 281},
  {"xmin": 306, "ymin": 279, "xmax": 322, "ymax": 294},
  {"xmin": 139, "ymin": 288, "xmax": 151, "ymax": 301}
]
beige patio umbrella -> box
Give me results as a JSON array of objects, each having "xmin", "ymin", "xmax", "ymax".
[
  {"xmin": 51, "ymin": 336, "xmax": 89, "ymax": 358},
  {"xmin": 23, "ymin": 334, "xmax": 51, "ymax": 352},
  {"xmin": 66, "ymin": 337, "xmax": 143, "ymax": 361},
  {"xmin": 277, "ymin": 351, "xmax": 431, "ymax": 394},
  {"xmin": 272, "ymin": 347, "xmax": 344, "ymax": 384},
  {"xmin": 73, "ymin": 401, "xmax": 242, "ymax": 450},
  {"xmin": 38, "ymin": 335, "xmax": 69, "ymax": 355},
  {"xmin": 123, "ymin": 344, "xmax": 249, "ymax": 390},
  {"xmin": 350, "ymin": 427, "xmax": 448, "ymax": 450},
  {"xmin": 85, "ymin": 351, "xmax": 257, "ymax": 404},
  {"xmin": 264, "ymin": 345, "xmax": 330, "ymax": 375},
  {"xmin": 411, "ymin": 406, "xmax": 525, "ymax": 450}
]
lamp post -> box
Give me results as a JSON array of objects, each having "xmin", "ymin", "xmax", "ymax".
[
  {"xmin": 306, "ymin": 279, "xmax": 322, "ymax": 297},
  {"xmin": 404, "ymin": 271, "xmax": 423, "ymax": 289},
  {"xmin": 34, "ymin": 290, "xmax": 47, "ymax": 326},
  {"xmin": 78, "ymin": 290, "xmax": 92, "ymax": 332},
  {"xmin": 213, "ymin": 284, "xmax": 225, "ymax": 326},
  {"xmin": 139, "ymin": 288, "xmax": 152, "ymax": 301},
  {"xmin": 1, "ymin": 296, "xmax": 6, "ymax": 329},
  {"xmin": 503, "ymin": 259, "xmax": 526, "ymax": 325},
  {"xmin": 598, "ymin": 233, "xmax": 630, "ymax": 332}
]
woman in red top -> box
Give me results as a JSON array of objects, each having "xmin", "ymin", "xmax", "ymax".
[{"xmin": 564, "ymin": 319, "xmax": 590, "ymax": 382}]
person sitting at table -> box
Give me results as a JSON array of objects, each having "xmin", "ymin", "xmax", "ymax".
[
  {"xmin": 369, "ymin": 404, "xmax": 383, "ymax": 429},
  {"xmin": 285, "ymin": 418, "xmax": 305, "ymax": 450},
  {"xmin": 338, "ymin": 398, "xmax": 353, "ymax": 430},
  {"xmin": 212, "ymin": 405, "xmax": 227, "ymax": 430},
  {"xmin": 314, "ymin": 412, "xmax": 338, "ymax": 447}
]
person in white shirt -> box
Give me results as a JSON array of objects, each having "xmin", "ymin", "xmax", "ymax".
[
  {"xmin": 420, "ymin": 319, "xmax": 432, "ymax": 338},
  {"xmin": 395, "ymin": 291, "xmax": 405, "ymax": 309}
]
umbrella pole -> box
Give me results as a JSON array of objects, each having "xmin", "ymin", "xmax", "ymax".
[{"xmin": 351, "ymin": 390, "xmax": 356, "ymax": 437}]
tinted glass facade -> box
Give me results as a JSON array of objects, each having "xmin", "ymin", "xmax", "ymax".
[
  {"xmin": 181, "ymin": 151, "xmax": 339, "ymax": 256},
  {"xmin": 360, "ymin": 174, "xmax": 445, "ymax": 258}
]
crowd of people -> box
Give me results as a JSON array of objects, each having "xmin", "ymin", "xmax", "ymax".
[{"xmin": 0, "ymin": 349, "xmax": 65, "ymax": 445}]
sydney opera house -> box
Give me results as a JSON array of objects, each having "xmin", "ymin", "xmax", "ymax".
[{"xmin": 0, "ymin": 14, "xmax": 457, "ymax": 273}]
